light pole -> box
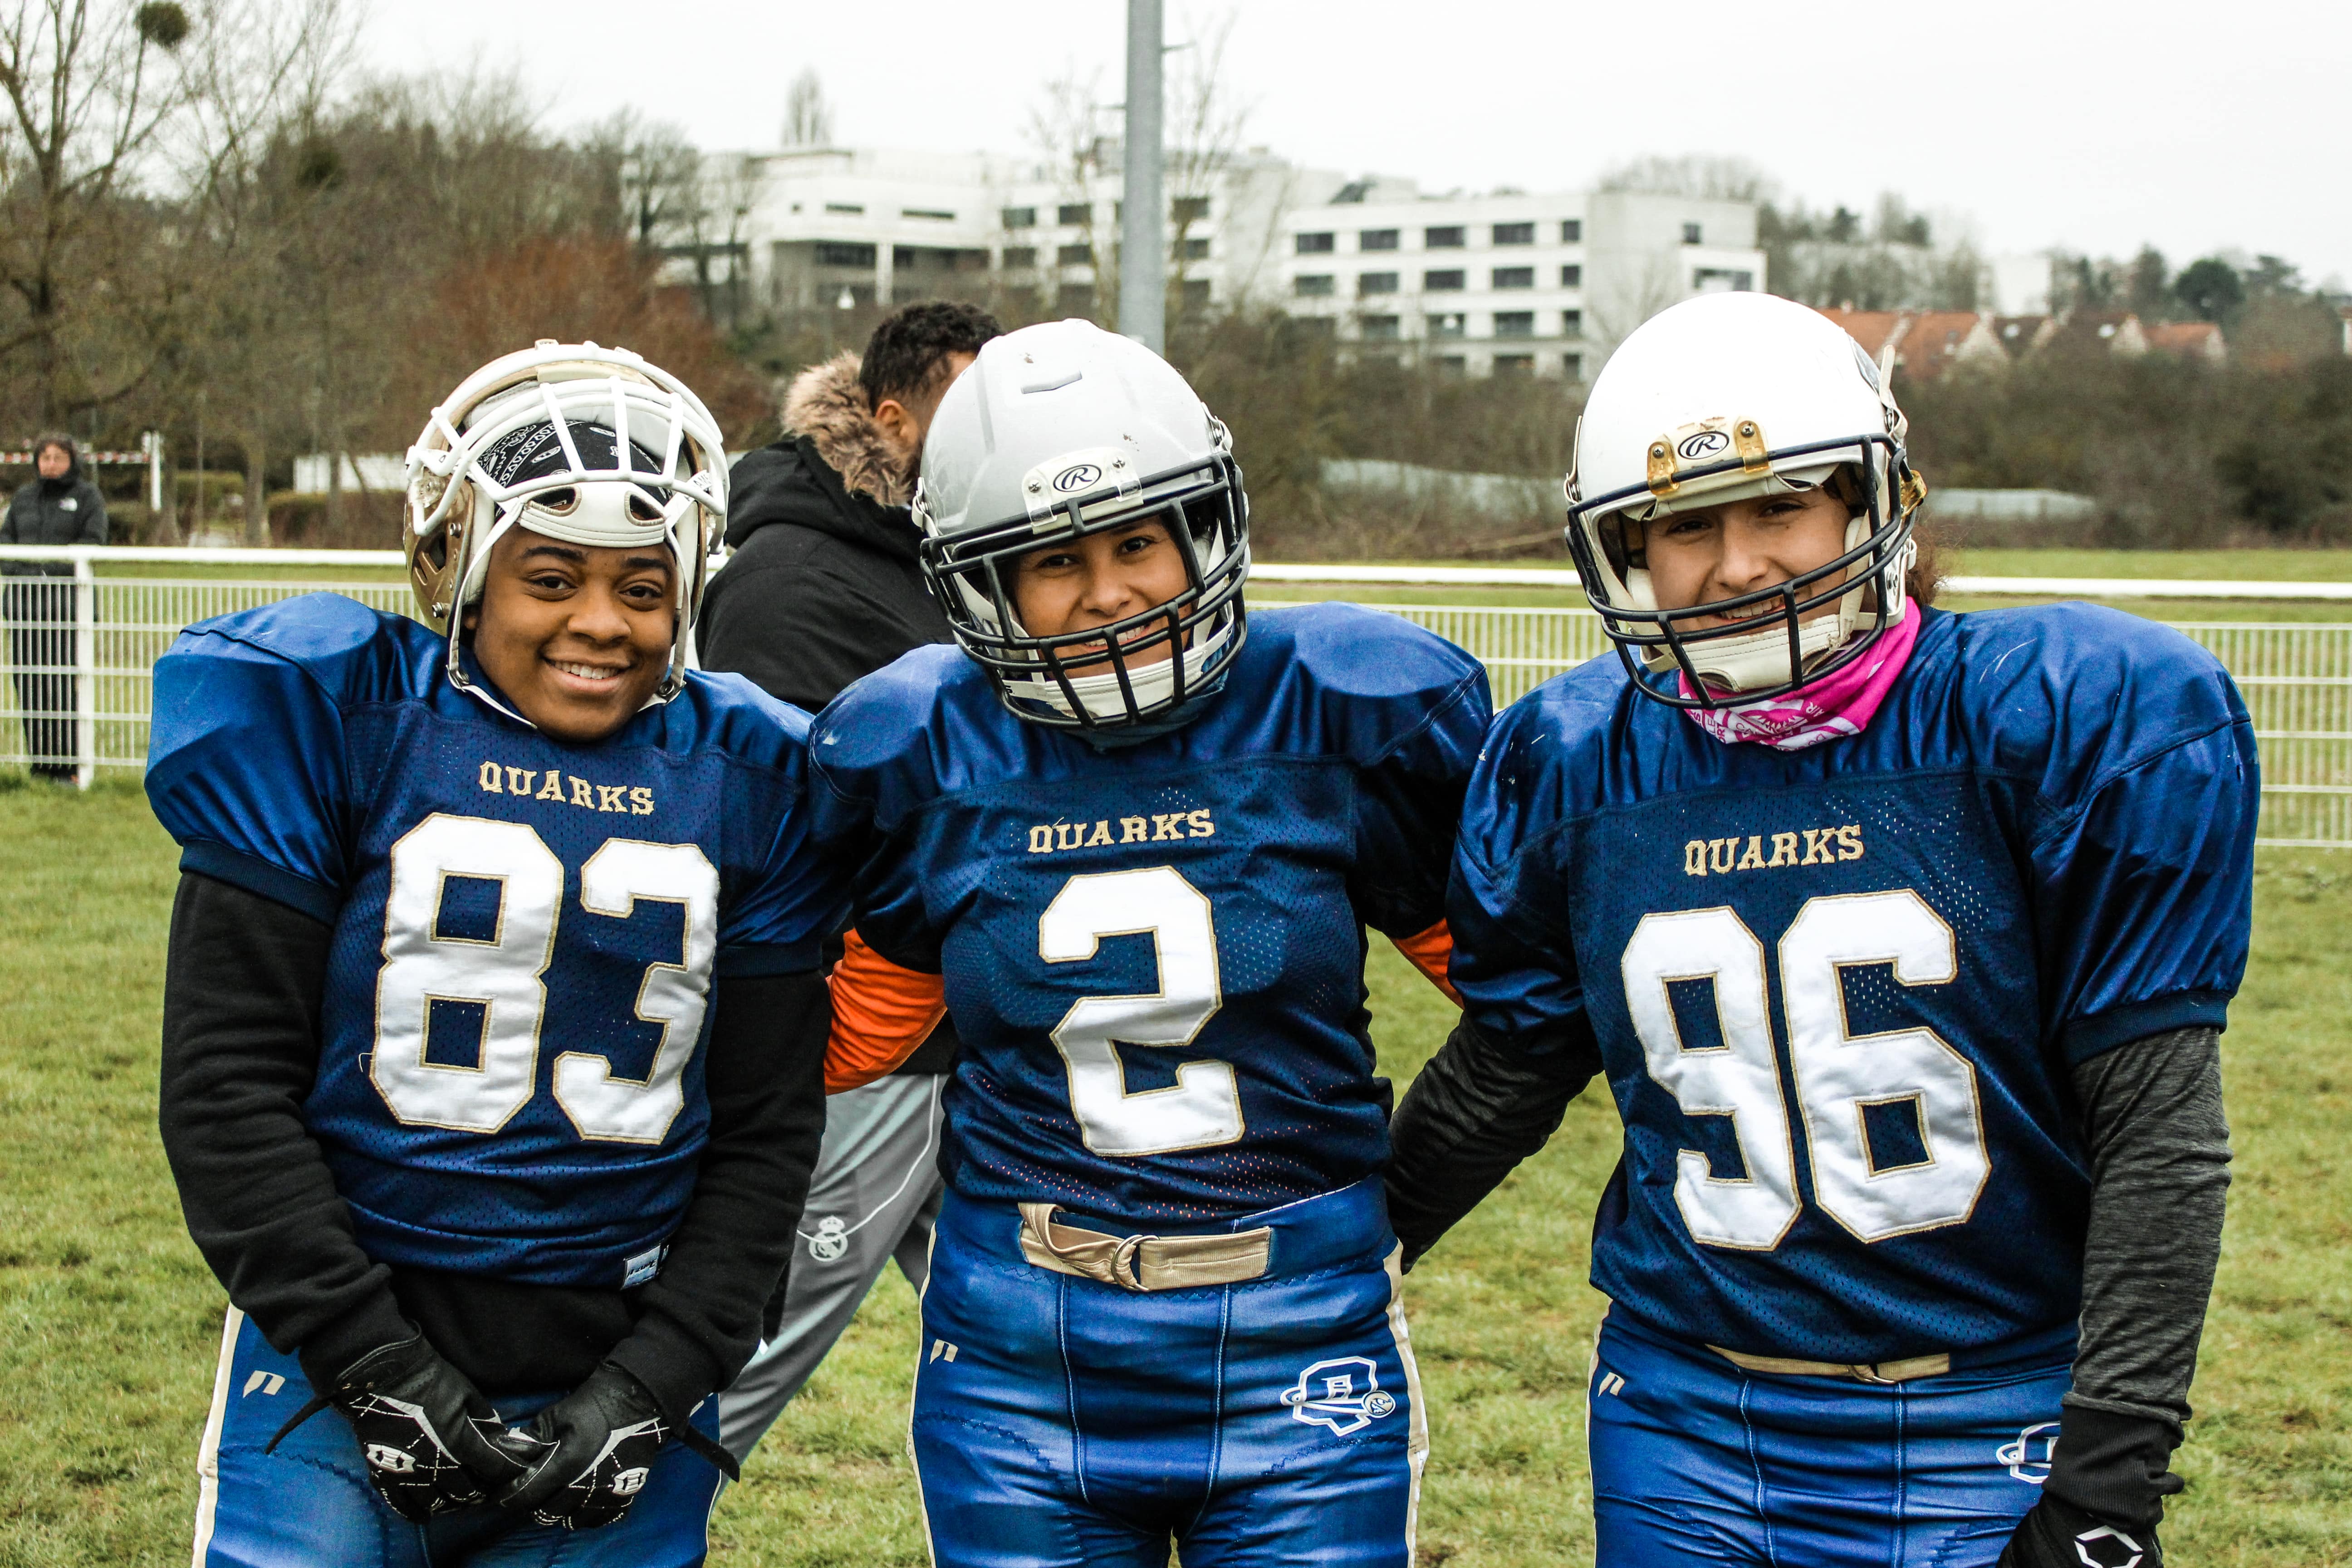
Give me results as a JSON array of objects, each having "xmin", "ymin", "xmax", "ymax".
[{"xmin": 1119, "ymin": 0, "xmax": 1165, "ymax": 353}]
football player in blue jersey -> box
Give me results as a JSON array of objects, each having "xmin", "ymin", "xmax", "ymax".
[
  {"xmin": 1386, "ymin": 291, "xmax": 2254, "ymax": 1568},
  {"xmin": 802, "ymin": 319, "xmax": 1489, "ymax": 1568},
  {"xmin": 146, "ymin": 342, "xmax": 847, "ymax": 1565}
]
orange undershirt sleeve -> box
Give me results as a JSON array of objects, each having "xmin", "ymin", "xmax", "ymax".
[
  {"xmin": 1389, "ymin": 919, "xmax": 1463, "ymax": 1008},
  {"xmin": 825, "ymin": 928, "xmax": 950, "ymax": 1094}
]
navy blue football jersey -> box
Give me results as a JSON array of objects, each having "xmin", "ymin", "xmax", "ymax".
[
  {"xmin": 1450, "ymin": 604, "xmax": 2257, "ymax": 1362},
  {"xmin": 145, "ymin": 594, "xmax": 844, "ymax": 1289},
  {"xmin": 807, "ymin": 603, "xmax": 1492, "ymax": 1223}
]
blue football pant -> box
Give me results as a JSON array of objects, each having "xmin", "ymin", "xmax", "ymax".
[
  {"xmin": 911, "ymin": 1177, "xmax": 1427, "ymax": 1568},
  {"xmin": 193, "ymin": 1308, "xmax": 725, "ymax": 1568},
  {"xmin": 1588, "ymin": 1306, "xmax": 2072, "ymax": 1567}
]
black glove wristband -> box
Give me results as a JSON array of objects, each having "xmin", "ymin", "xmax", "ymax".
[
  {"xmin": 2047, "ymin": 1403, "xmax": 2184, "ymax": 1529},
  {"xmin": 1999, "ymin": 1489, "xmax": 2161, "ymax": 1568}
]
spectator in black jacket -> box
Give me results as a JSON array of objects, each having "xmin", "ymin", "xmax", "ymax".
[
  {"xmin": 4, "ymin": 433, "xmax": 109, "ymax": 779},
  {"xmin": 699, "ymin": 300, "xmax": 1000, "ymax": 1460}
]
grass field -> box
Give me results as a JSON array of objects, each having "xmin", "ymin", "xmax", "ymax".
[{"xmin": 0, "ymin": 779, "xmax": 2347, "ymax": 1564}]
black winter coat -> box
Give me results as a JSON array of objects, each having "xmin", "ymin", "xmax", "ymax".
[
  {"xmin": 4, "ymin": 465, "xmax": 108, "ymax": 576},
  {"xmin": 699, "ymin": 436, "xmax": 953, "ymax": 711}
]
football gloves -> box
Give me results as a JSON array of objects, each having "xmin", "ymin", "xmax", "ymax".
[
  {"xmin": 1999, "ymin": 1492, "xmax": 2158, "ymax": 1568},
  {"xmin": 267, "ymin": 1334, "xmax": 524, "ymax": 1522},
  {"xmin": 493, "ymin": 1361, "xmax": 739, "ymax": 1529}
]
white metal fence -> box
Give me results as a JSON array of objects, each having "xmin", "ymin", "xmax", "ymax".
[{"xmin": 1, "ymin": 549, "xmax": 2345, "ymax": 848}]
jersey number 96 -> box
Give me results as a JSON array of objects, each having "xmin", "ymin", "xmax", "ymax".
[{"xmin": 1624, "ymin": 889, "xmax": 1990, "ymax": 1250}]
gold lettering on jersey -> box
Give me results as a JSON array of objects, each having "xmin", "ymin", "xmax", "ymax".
[
  {"xmin": 1685, "ymin": 824, "xmax": 1863, "ymax": 877},
  {"xmin": 480, "ymin": 764, "xmax": 657, "ymax": 816},
  {"xmin": 1027, "ymin": 810, "xmax": 1219, "ymax": 854}
]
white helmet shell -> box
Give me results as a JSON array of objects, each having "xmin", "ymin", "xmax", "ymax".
[
  {"xmin": 915, "ymin": 320, "xmax": 1249, "ymax": 731},
  {"xmin": 1566, "ymin": 292, "xmax": 1925, "ymax": 702},
  {"xmin": 402, "ymin": 339, "xmax": 728, "ymax": 710}
]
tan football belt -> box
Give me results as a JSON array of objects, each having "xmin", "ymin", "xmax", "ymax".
[{"xmin": 1017, "ymin": 1204, "xmax": 1272, "ymax": 1292}]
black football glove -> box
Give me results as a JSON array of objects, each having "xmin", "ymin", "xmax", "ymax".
[
  {"xmin": 1999, "ymin": 1491, "xmax": 2158, "ymax": 1568},
  {"xmin": 492, "ymin": 1361, "xmax": 737, "ymax": 1529},
  {"xmin": 267, "ymin": 1334, "xmax": 524, "ymax": 1522}
]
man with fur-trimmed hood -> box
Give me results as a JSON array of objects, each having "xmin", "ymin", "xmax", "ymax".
[
  {"xmin": 699, "ymin": 299, "xmax": 1000, "ymax": 1461},
  {"xmin": 701, "ymin": 303, "xmax": 997, "ymax": 710}
]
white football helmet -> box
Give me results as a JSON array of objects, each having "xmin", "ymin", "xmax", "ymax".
[
  {"xmin": 1565, "ymin": 291, "xmax": 1927, "ymax": 706},
  {"xmin": 403, "ymin": 339, "xmax": 728, "ymax": 707},
  {"xmin": 914, "ymin": 320, "xmax": 1248, "ymax": 732}
]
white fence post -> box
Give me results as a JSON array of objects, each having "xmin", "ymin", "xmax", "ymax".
[{"xmin": 74, "ymin": 549, "xmax": 97, "ymax": 790}]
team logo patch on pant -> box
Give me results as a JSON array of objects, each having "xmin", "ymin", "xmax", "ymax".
[
  {"xmin": 1283, "ymin": 1356, "xmax": 1395, "ymax": 1436},
  {"xmin": 807, "ymin": 1215, "xmax": 849, "ymax": 1263},
  {"xmin": 1997, "ymin": 1420, "xmax": 2059, "ymax": 1483}
]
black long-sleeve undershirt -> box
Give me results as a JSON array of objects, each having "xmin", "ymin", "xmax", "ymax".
[
  {"xmin": 157, "ymin": 871, "xmax": 829, "ymax": 1422},
  {"xmin": 1385, "ymin": 1016, "xmax": 2231, "ymax": 1525}
]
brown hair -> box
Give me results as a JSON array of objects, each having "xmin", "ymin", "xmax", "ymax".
[{"xmin": 1824, "ymin": 463, "xmax": 1940, "ymax": 609}]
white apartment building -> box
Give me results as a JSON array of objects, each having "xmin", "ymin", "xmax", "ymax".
[
  {"xmin": 692, "ymin": 147, "xmax": 1765, "ymax": 380},
  {"xmin": 1279, "ymin": 188, "xmax": 1765, "ymax": 379}
]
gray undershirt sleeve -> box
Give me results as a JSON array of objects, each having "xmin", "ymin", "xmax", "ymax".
[{"xmin": 2064, "ymin": 1024, "xmax": 2231, "ymax": 1429}]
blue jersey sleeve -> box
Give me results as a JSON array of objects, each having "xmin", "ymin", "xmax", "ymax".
[
  {"xmin": 1348, "ymin": 644, "xmax": 1492, "ymax": 938},
  {"xmin": 669, "ymin": 671, "xmax": 851, "ymax": 979},
  {"xmin": 718, "ymin": 783, "xmax": 847, "ymax": 976},
  {"xmin": 1991, "ymin": 612, "xmax": 2259, "ymax": 1059},
  {"xmin": 803, "ymin": 647, "xmax": 966, "ymax": 974},
  {"xmin": 144, "ymin": 599, "xmax": 373, "ymax": 922},
  {"xmin": 1444, "ymin": 685, "xmax": 1598, "ymax": 1045}
]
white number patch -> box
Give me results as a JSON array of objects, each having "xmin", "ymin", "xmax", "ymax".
[
  {"xmin": 373, "ymin": 813, "xmax": 719, "ymax": 1144},
  {"xmin": 1622, "ymin": 889, "xmax": 1988, "ymax": 1249},
  {"xmin": 1039, "ymin": 865, "xmax": 1238, "ymax": 1156}
]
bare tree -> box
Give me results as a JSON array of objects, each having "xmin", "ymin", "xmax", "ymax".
[
  {"xmin": 0, "ymin": 0, "xmax": 205, "ymax": 425},
  {"xmin": 1163, "ymin": 8, "xmax": 1253, "ymax": 315},
  {"xmin": 781, "ymin": 67, "xmax": 830, "ymax": 148},
  {"xmin": 1598, "ymin": 154, "xmax": 1777, "ymax": 204},
  {"xmin": 1026, "ymin": 62, "xmax": 1116, "ymax": 323},
  {"xmin": 170, "ymin": 0, "xmax": 356, "ymax": 539}
]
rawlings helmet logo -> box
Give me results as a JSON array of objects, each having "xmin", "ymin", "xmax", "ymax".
[
  {"xmin": 1053, "ymin": 462, "xmax": 1104, "ymax": 493},
  {"xmin": 1676, "ymin": 429, "xmax": 1731, "ymax": 461}
]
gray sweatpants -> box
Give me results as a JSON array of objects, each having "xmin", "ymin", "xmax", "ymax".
[{"xmin": 719, "ymin": 1071, "xmax": 947, "ymax": 1461}]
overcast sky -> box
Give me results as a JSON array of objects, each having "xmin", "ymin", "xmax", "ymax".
[{"xmin": 363, "ymin": 0, "xmax": 2352, "ymax": 288}]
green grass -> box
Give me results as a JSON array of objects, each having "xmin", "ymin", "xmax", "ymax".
[{"xmin": 0, "ymin": 783, "xmax": 2346, "ymax": 1563}]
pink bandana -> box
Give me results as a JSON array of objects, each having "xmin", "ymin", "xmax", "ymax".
[{"xmin": 1679, "ymin": 609, "xmax": 1921, "ymax": 752}]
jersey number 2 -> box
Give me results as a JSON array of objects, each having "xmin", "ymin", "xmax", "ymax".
[
  {"xmin": 373, "ymin": 813, "xmax": 719, "ymax": 1144},
  {"xmin": 1623, "ymin": 889, "xmax": 1989, "ymax": 1249},
  {"xmin": 1040, "ymin": 866, "xmax": 1239, "ymax": 1157}
]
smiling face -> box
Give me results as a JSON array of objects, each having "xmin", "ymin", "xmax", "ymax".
[
  {"xmin": 1639, "ymin": 483, "xmax": 1855, "ymax": 629},
  {"xmin": 1010, "ymin": 518, "xmax": 1193, "ymax": 674},
  {"xmin": 465, "ymin": 523, "xmax": 676, "ymax": 741}
]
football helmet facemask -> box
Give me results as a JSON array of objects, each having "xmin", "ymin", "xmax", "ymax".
[
  {"xmin": 913, "ymin": 319, "xmax": 1248, "ymax": 733},
  {"xmin": 1564, "ymin": 291, "xmax": 1928, "ymax": 709},
  {"xmin": 403, "ymin": 339, "xmax": 727, "ymax": 711}
]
